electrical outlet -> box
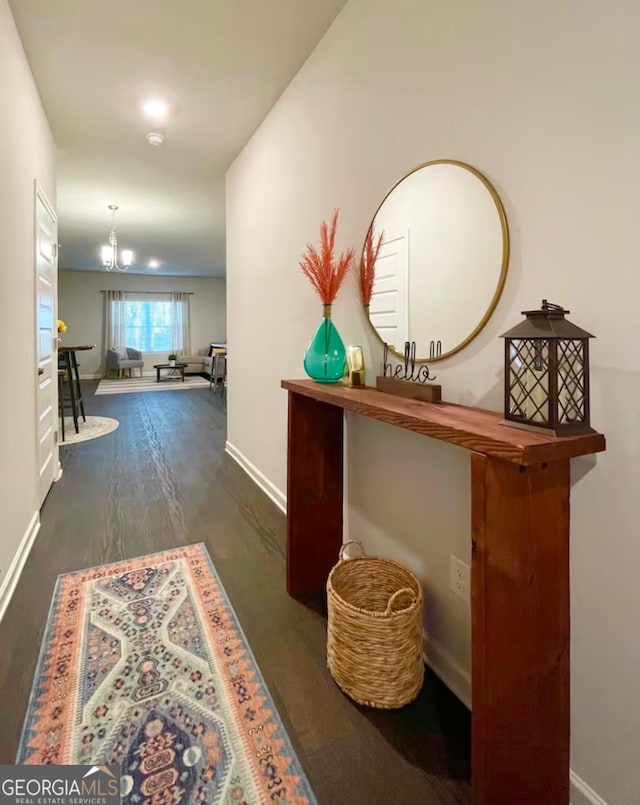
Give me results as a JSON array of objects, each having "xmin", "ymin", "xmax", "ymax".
[{"xmin": 450, "ymin": 555, "xmax": 470, "ymax": 602}]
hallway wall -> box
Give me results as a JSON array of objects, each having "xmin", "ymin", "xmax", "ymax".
[
  {"xmin": 226, "ymin": 1, "xmax": 640, "ymax": 802},
  {"xmin": 0, "ymin": 0, "xmax": 56, "ymax": 610},
  {"xmin": 58, "ymin": 270, "xmax": 227, "ymax": 377}
]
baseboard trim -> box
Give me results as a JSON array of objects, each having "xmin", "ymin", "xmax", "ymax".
[
  {"xmin": 54, "ymin": 462, "xmax": 63, "ymax": 482},
  {"xmin": 422, "ymin": 629, "xmax": 472, "ymax": 709},
  {"xmin": 570, "ymin": 771, "xmax": 609, "ymax": 805},
  {"xmin": 0, "ymin": 511, "xmax": 40, "ymax": 624},
  {"xmin": 225, "ymin": 441, "xmax": 287, "ymax": 514}
]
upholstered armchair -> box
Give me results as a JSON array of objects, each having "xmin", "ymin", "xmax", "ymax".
[{"xmin": 106, "ymin": 347, "xmax": 144, "ymax": 378}]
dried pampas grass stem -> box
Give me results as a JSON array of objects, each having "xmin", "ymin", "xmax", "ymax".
[
  {"xmin": 360, "ymin": 226, "xmax": 384, "ymax": 306},
  {"xmin": 299, "ymin": 210, "xmax": 355, "ymax": 305}
]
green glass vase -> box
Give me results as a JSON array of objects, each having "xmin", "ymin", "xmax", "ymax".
[{"xmin": 303, "ymin": 305, "xmax": 346, "ymax": 384}]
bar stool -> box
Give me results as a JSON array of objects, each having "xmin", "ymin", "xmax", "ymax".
[
  {"xmin": 57, "ymin": 355, "xmax": 79, "ymax": 434},
  {"xmin": 209, "ymin": 348, "xmax": 227, "ymax": 393}
]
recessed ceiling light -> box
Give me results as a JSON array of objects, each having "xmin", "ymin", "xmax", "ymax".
[
  {"xmin": 145, "ymin": 131, "xmax": 165, "ymax": 146},
  {"xmin": 142, "ymin": 98, "xmax": 168, "ymax": 119},
  {"xmin": 148, "ymin": 259, "xmax": 160, "ymax": 269}
]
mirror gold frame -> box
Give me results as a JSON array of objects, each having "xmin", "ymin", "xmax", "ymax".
[{"xmin": 363, "ymin": 159, "xmax": 510, "ymax": 362}]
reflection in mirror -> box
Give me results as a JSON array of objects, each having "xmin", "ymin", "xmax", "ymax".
[{"xmin": 364, "ymin": 160, "xmax": 509, "ymax": 361}]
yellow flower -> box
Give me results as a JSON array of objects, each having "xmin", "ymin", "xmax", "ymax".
[{"xmin": 57, "ymin": 319, "xmax": 67, "ymax": 334}]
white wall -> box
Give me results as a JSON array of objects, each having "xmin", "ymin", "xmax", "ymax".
[
  {"xmin": 58, "ymin": 271, "xmax": 226, "ymax": 377},
  {"xmin": 0, "ymin": 1, "xmax": 55, "ymax": 590},
  {"xmin": 226, "ymin": 1, "xmax": 640, "ymax": 803}
]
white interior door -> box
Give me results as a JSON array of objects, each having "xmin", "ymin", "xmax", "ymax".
[
  {"xmin": 369, "ymin": 230, "xmax": 409, "ymax": 351},
  {"xmin": 35, "ymin": 185, "xmax": 58, "ymax": 506}
]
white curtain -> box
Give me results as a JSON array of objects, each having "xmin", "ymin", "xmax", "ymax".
[
  {"xmin": 171, "ymin": 292, "xmax": 191, "ymax": 355},
  {"xmin": 105, "ymin": 289, "xmax": 126, "ymax": 350}
]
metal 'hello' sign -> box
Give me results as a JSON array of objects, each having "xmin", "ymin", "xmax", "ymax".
[{"xmin": 383, "ymin": 341, "xmax": 437, "ymax": 384}]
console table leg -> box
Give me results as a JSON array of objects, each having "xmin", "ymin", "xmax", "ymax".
[
  {"xmin": 471, "ymin": 454, "xmax": 570, "ymax": 805},
  {"xmin": 286, "ymin": 391, "xmax": 343, "ymax": 597}
]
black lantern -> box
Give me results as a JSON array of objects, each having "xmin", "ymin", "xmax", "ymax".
[{"xmin": 501, "ymin": 300, "xmax": 594, "ymax": 436}]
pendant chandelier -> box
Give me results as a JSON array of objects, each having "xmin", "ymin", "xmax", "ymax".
[{"xmin": 102, "ymin": 204, "xmax": 133, "ymax": 271}]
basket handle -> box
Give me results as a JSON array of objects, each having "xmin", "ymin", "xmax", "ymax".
[
  {"xmin": 384, "ymin": 587, "xmax": 416, "ymax": 616},
  {"xmin": 339, "ymin": 540, "xmax": 366, "ymax": 561}
]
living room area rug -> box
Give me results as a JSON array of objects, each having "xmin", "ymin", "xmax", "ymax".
[
  {"xmin": 95, "ymin": 375, "xmax": 211, "ymax": 395},
  {"xmin": 18, "ymin": 544, "xmax": 317, "ymax": 805}
]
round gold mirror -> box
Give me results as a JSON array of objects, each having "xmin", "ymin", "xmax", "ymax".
[{"xmin": 362, "ymin": 160, "xmax": 510, "ymax": 361}]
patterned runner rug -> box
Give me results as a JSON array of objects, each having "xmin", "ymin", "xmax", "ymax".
[{"xmin": 18, "ymin": 545, "xmax": 317, "ymax": 805}]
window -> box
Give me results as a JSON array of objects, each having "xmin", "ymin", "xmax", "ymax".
[
  {"xmin": 124, "ymin": 299, "xmax": 175, "ymax": 353},
  {"xmin": 109, "ymin": 293, "xmax": 188, "ymax": 353}
]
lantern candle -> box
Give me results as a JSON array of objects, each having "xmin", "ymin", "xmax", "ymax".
[
  {"xmin": 501, "ymin": 300, "xmax": 594, "ymax": 436},
  {"xmin": 522, "ymin": 340, "xmax": 549, "ymax": 423}
]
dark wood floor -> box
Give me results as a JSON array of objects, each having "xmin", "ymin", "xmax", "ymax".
[{"xmin": 0, "ymin": 381, "xmax": 471, "ymax": 803}]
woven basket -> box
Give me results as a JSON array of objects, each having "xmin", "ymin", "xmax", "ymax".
[{"xmin": 326, "ymin": 540, "xmax": 424, "ymax": 709}]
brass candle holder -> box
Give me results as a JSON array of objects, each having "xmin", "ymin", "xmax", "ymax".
[{"xmin": 346, "ymin": 345, "xmax": 366, "ymax": 387}]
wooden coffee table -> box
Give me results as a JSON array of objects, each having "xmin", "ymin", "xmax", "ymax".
[{"xmin": 154, "ymin": 362, "xmax": 188, "ymax": 382}]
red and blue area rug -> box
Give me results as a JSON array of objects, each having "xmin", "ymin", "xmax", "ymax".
[{"xmin": 18, "ymin": 544, "xmax": 317, "ymax": 804}]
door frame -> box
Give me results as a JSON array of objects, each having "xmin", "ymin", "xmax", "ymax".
[{"xmin": 34, "ymin": 180, "xmax": 60, "ymax": 500}]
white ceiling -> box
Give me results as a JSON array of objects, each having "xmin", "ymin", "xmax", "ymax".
[{"xmin": 9, "ymin": 0, "xmax": 348, "ymax": 276}]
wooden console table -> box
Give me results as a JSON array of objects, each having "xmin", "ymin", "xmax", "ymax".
[{"xmin": 281, "ymin": 379, "xmax": 605, "ymax": 805}]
